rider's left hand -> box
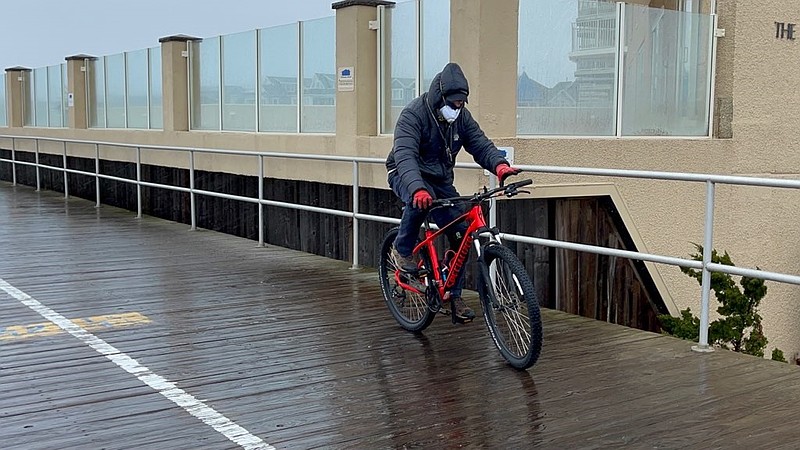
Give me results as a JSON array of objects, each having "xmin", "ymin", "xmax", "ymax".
[{"xmin": 495, "ymin": 164, "xmax": 521, "ymax": 185}]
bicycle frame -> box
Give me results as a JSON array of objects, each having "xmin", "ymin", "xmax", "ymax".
[{"xmin": 395, "ymin": 202, "xmax": 492, "ymax": 299}]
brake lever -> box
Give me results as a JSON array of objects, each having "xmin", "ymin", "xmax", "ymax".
[{"xmin": 504, "ymin": 188, "xmax": 531, "ymax": 198}]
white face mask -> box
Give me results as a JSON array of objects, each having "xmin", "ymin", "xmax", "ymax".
[{"xmin": 439, "ymin": 105, "xmax": 461, "ymax": 123}]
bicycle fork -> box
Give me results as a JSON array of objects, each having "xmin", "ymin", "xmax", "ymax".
[{"xmin": 474, "ymin": 231, "xmax": 503, "ymax": 312}]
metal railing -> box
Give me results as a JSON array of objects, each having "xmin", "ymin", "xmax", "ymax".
[{"xmin": 2, "ymin": 135, "xmax": 800, "ymax": 352}]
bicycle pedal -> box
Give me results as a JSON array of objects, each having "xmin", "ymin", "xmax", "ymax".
[{"xmin": 452, "ymin": 315, "xmax": 475, "ymax": 324}]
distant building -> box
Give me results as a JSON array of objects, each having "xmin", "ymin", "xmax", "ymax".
[{"xmin": 569, "ymin": 0, "xmax": 617, "ymax": 107}]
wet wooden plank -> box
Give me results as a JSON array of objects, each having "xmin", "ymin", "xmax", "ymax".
[{"xmin": 3, "ymin": 181, "xmax": 800, "ymax": 449}]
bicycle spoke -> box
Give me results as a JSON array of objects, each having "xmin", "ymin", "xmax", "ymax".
[
  {"xmin": 494, "ymin": 264, "xmax": 530, "ymax": 356},
  {"xmin": 481, "ymin": 245, "xmax": 542, "ymax": 369},
  {"xmin": 379, "ymin": 228, "xmax": 436, "ymax": 332}
]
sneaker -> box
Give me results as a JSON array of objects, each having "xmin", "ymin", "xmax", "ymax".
[
  {"xmin": 391, "ymin": 247, "xmax": 417, "ymax": 273},
  {"xmin": 451, "ymin": 296, "xmax": 476, "ymax": 322}
]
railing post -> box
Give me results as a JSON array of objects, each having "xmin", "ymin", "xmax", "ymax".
[
  {"xmin": 489, "ymin": 173, "xmax": 498, "ymax": 228},
  {"xmin": 95, "ymin": 143, "xmax": 101, "ymax": 208},
  {"xmin": 189, "ymin": 150, "xmax": 196, "ymax": 231},
  {"xmin": 11, "ymin": 137, "xmax": 16, "ymax": 186},
  {"xmin": 693, "ymin": 180, "xmax": 716, "ymax": 353},
  {"xmin": 34, "ymin": 139, "xmax": 40, "ymax": 191},
  {"xmin": 136, "ymin": 146, "xmax": 142, "ymax": 219},
  {"xmin": 614, "ymin": 1, "xmax": 626, "ymax": 137},
  {"xmin": 63, "ymin": 141, "xmax": 69, "ymax": 199},
  {"xmin": 258, "ymin": 155, "xmax": 264, "ymax": 247},
  {"xmin": 351, "ymin": 161, "xmax": 360, "ymax": 269}
]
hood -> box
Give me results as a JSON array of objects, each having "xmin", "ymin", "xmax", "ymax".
[{"xmin": 427, "ymin": 62, "xmax": 470, "ymax": 109}]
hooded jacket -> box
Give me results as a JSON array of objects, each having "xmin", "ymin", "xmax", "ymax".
[{"xmin": 386, "ymin": 63, "xmax": 509, "ymax": 197}]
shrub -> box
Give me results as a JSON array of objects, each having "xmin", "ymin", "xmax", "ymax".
[{"xmin": 659, "ymin": 244, "xmax": 782, "ymax": 359}]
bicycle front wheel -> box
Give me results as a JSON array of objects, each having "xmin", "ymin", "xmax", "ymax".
[
  {"xmin": 378, "ymin": 227, "xmax": 436, "ymax": 332},
  {"xmin": 479, "ymin": 244, "xmax": 542, "ymax": 369}
]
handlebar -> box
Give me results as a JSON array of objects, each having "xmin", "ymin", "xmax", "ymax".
[{"xmin": 429, "ymin": 177, "xmax": 533, "ymax": 209}]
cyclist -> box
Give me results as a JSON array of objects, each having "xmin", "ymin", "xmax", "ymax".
[{"xmin": 385, "ymin": 62, "xmax": 521, "ymax": 323}]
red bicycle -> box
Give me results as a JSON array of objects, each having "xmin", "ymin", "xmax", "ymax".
[{"xmin": 379, "ymin": 177, "xmax": 542, "ymax": 369}]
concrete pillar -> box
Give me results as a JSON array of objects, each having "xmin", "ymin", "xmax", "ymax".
[
  {"xmin": 4, "ymin": 67, "xmax": 31, "ymax": 128},
  {"xmin": 332, "ymin": 0, "xmax": 395, "ymax": 137},
  {"xmin": 450, "ymin": 0, "xmax": 519, "ymax": 138},
  {"xmin": 65, "ymin": 54, "xmax": 95, "ymax": 129},
  {"xmin": 159, "ymin": 34, "xmax": 201, "ymax": 132}
]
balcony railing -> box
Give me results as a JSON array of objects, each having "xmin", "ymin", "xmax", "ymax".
[
  {"xmin": 572, "ymin": 18, "xmax": 617, "ymax": 52},
  {"xmin": 578, "ymin": 0, "xmax": 617, "ymax": 17}
]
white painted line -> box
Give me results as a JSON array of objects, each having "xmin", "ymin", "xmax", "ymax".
[{"xmin": 0, "ymin": 278, "xmax": 274, "ymax": 450}]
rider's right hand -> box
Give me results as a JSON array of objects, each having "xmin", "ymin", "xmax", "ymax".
[{"xmin": 412, "ymin": 189, "xmax": 433, "ymax": 209}]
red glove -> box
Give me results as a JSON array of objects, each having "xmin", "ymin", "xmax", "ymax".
[
  {"xmin": 495, "ymin": 164, "xmax": 521, "ymax": 184},
  {"xmin": 412, "ymin": 189, "xmax": 433, "ymax": 209}
]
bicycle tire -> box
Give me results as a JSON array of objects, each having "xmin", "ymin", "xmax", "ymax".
[
  {"xmin": 378, "ymin": 227, "xmax": 436, "ymax": 332},
  {"xmin": 478, "ymin": 244, "xmax": 542, "ymax": 369}
]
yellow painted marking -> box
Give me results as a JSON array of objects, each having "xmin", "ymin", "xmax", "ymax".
[{"xmin": 0, "ymin": 312, "xmax": 151, "ymax": 341}]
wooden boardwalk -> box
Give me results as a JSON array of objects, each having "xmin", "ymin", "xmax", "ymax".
[{"xmin": 2, "ymin": 181, "xmax": 800, "ymax": 450}]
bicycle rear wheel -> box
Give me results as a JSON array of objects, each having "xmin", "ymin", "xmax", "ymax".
[
  {"xmin": 379, "ymin": 227, "xmax": 436, "ymax": 332},
  {"xmin": 478, "ymin": 244, "xmax": 542, "ymax": 369}
]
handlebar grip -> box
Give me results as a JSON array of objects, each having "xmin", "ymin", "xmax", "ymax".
[
  {"xmin": 511, "ymin": 179, "xmax": 533, "ymax": 188},
  {"xmin": 514, "ymin": 178, "xmax": 533, "ymax": 187}
]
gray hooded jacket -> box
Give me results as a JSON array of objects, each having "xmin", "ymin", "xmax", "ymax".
[{"xmin": 385, "ymin": 63, "xmax": 509, "ymax": 196}]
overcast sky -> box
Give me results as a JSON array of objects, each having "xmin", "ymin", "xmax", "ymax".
[{"xmin": 0, "ymin": 0, "xmax": 336, "ymax": 70}]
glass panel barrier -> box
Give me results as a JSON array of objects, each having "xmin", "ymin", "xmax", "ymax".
[
  {"xmin": 61, "ymin": 63, "xmax": 68, "ymax": 126},
  {"xmin": 384, "ymin": 0, "xmax": 415, "ymax": 135},
  {"xmin": 421, "ymin": 0, "xmax": 450, "ymax": 96},
  {"xmin": 190, "ymin": 37, "xmax": 221, "ymax": 130},
  {"xmin": 301, "ymin": 16, "xmax": 335, "ymax": 133},
  {"xmin": 620, "ymin": 4, "xmax": 712, "ymax": 136},
  {"xmin": 47, "ymin": 65, "xmax": 64, "ymax": 127},
  {"xmin": 517, "ymin": 0, "xmax": 617, "ymax": 136},
  {"xmin": 0, "ymin": 75, "xmax": 6, "ymax": 127},
  {"xmin": 149, "ymin": 47, "xmax": 163, "ymax": 129},
  {"xmin": 34, "ymin": 67, "xmax": 48, "ymax": 127},
  {"xmin": 105, "ymin": 53, "xmax": 126, "ymax": 128},
  {"xmin": 259, "ymin": 23, "xmax": 299, "ymax": 132},
  {"xmin": 126, "ymin": 49, "xmax": 149, "ymax": 129},
  {"xmin": 222, "ymin": 30, "xmax": 257, "ymax": 132},
  {"xmin": 89, "ymin": 58, "xmax": 106, "ymax": 128},
  {"xmin": 23, "ymin": 71, "xmax": 34, "ymax": 126}
]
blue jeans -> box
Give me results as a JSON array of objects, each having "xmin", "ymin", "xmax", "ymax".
[{"xmin": 388, "ymin": 171, "xmax": 468, "ymax": 297}]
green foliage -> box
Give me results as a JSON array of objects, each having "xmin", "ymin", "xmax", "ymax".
[
  {"xmin": 772, "ymin": 348, "xmax": 787, "ymax": 363},
  {"xmin": 658, "ymin": 308, "xmax": 699, "ymax": 340},
  {"xmin": 658, "ymin": 243, "xmax": 781, "ymax": 359}
]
